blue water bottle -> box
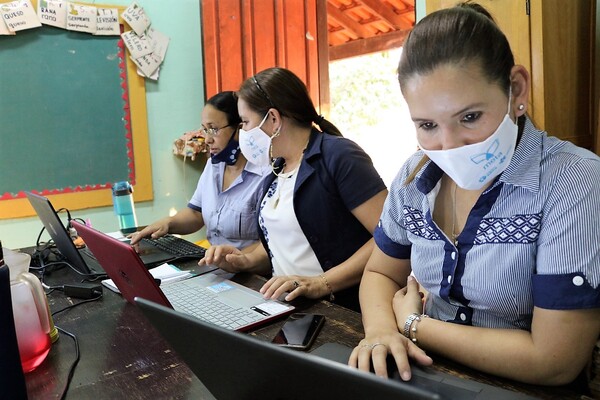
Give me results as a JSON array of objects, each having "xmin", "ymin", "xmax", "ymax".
[{"xmin": 112, "ymin": 181, "xmax": 138, "ymax": 234}]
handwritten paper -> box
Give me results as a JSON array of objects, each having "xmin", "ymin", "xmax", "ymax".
[
  {"xmin": 0, "ymin": 14, "xmax": 14, "ymax": 34},
  {"xmin": 37, "ymin": 0, "xmax": 67, "ymax": 29},
  {"xmin": 95, "ymin": 7, "xmax": 119, "ymax": 36},
  {"xmin": 0, "ymin": 0, "xmax": 41, "ymax": 32},
  {"xmin": 66, "ymin": 2, "xmax": 96, "ymax": 34},
  {"xmin": 131, "ymin": 52, "xmax": 162, "ymax": 78},
  {"xmin": 146, "ymin": 27, "xmax": 170, "ymax": 62},
  {"xmin": 121, "ymin": 1, "xmax": 149, "ymax": 36},
  {"xmin": 136, "ymin": 64, "xmax": 160, "ymax": 81},
  {"xmin": 121, "ymin": 30, "xmax": 153, "ymax": 58},
  {"xmin": 130, "ymin": 27, "xmax": 169, "ymax": 80}
]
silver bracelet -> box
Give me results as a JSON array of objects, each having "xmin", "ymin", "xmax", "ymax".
[
  {"xmin": 403, "ymin": 313, "xmax": 421, "ymax": 338},
  {"xmin": 410, "ymin": 314, "xmax": 429, "ymax": 344}
]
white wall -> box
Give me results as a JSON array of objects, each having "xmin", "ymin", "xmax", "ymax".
[
  {"xmin": 0, "ymin": 0, "xmax": 206, "ymax": 248},
  {"xmin": 416, "ymin": 0, "xmax": 427, "ymax": 21}
]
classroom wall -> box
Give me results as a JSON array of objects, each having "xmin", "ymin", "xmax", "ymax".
[
  {"xmin": 416, "ymin": 0, "xmax": 426, "ymax": 20},
  {"xmin": 0, "ymin": 0, "xmax": 206, "ymax": 249}
]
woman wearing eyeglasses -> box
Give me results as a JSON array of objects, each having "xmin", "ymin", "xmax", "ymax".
[
  {"xmin": 200, "ymin": 68, "xmax": 388, "ymax": 311},
  {"xmin": 131, "ymin": 91, "xmax": 269, "ymax": 250}
]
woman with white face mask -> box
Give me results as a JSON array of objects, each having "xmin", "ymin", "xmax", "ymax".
[
  {"xmin": 351, "ymin": 2, "xmax": 600, "ymax": 390},
  {"xmin": 200, "ymin": 67, "xmax": 388, "ymax": 311}
]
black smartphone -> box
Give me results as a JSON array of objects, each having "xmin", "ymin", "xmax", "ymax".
[{"xmin": 271, "ymin": 313, "xmax": 325, "ymax": 350}]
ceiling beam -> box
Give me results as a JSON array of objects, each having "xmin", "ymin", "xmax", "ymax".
[
  {"xmin": 329, "ymin": 29, "xmax": 409, "ymax": 61},
  {"xmin": 326, "ymin": 2, "xmax": 371, "ymax": 39},
  {"xmin": 358, "ymin": 0, "xmax": 414, "ymax": 30}
]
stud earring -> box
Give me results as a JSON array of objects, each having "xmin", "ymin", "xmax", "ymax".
[{"xmin": 518, "ymin": 104, "xmax": 525, "ymax": 111}]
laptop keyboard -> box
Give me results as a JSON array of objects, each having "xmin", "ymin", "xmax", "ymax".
[
  {"xmin": 161, "ymin": 279, "xmax": 263, "ymax": 330},
  {"xmin": 142, "ymin": 235, "xmax": 206, "ymax": 258}
]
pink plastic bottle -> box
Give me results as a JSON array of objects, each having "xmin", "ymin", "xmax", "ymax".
[{"xmin": 4, "ymin": 247, "xmax": 53, "ymax": 373}]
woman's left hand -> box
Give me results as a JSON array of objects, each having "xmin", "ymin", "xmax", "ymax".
[
  {"xmin": 260, "ymin": 275, "xmax": 329, "ymax": 302},
  {"xmin": 392, "ymin": 275, "xmax": 425, "ymax": 331}
]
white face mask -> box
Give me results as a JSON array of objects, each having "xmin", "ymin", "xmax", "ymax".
[
  {"xmin": 419, "ymin": 96, "xmax": 518, "ymax": 190},
  {"xmin": 239, "ymin": 113, "xmax": 271, "ymax": 166}
]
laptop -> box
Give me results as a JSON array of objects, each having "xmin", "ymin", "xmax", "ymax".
[
  {"xmin": 72, "ymin": 220, "xmax": 295, "ymax": 331},
  {"xmin": 26, "ymin": 191, "xmax": 106, "ymax": 275},
  {"xmin": 136, "ymin": 298, "xmax": 539, "ymax": 400},
  {"xmin": 25, "ymin": 191, "xmax": 205, "ymax": 274}
]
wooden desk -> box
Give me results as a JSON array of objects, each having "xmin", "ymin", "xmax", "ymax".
[{"xmin": 25, "ymin": 259, "xmax": 589, "ymax": 399}]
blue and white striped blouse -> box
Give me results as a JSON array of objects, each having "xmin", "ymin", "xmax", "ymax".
[{"xmin": 375, "ymin": 117, "xmax": 600, "ymax": 330}]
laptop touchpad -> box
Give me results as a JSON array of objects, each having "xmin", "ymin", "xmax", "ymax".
[{"xmin": 217, "ymin": 289, "xmax": 263, "ymax": 308}]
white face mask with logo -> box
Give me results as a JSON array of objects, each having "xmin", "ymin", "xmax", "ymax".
[
  {"xmin": 419, "ymin": 94, "xmax": 518, "ymax": 190},
  {"xmin": 239, "ymin": 113, "xmax": 272, "ymax": 166}
]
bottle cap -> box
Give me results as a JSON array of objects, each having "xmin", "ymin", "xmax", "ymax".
[{"xmin": 112, "ymin": 181, "xmax": 133, "ymax": 196}]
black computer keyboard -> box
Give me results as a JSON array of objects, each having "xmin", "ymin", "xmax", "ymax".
[{"xmin": 142, "ymin": 235, "xmax": 206, "ymax": 258}]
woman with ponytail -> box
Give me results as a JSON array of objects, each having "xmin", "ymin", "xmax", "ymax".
[{"xmin": 201, "ymin": 67, "xmax": 387, "ymax": 311}]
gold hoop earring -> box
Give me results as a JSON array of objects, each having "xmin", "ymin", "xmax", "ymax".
[{"xmin": 272, "ymin": 126, "xmax": 282, "ymax": 138}]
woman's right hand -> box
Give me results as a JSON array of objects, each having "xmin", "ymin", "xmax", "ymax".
[
  {"xmin": 199, "ymin": 245, "xmax": 251, "ymax": 273},
  {"xmin": 348, "ymin": 330, "xmax": 432, "ymax": 380},
  {"xmin": 129, "ymin": 220, "xmax": 169, "ymax": 245}
]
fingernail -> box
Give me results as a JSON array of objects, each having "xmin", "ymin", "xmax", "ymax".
[
  {"xmin": 401, "ymin": 371, "xmax": 411, "ymax": 381},
  {"xmin": 407, "ymin": 275, "xmax": 414, "ymax": 282}
]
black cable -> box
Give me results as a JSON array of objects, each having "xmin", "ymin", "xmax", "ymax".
[
  {"xmin": 55, "ymin": 326, "xmax": 79, "ymax": 400},
  {"xmin": 51, "ymin": 295, "xmax": 103, "ymax": 317},
  {"xmin": 55, "ymin": 207, "xmax": 73, "ymax": 229},
  {"xmin": 71, "ymin": 217, "xmax": 86, "ymax": 226},
  {"xmin": 47, "ymin": 260, "xmax": 105, "ymax": 279},
  {"xmin": 30, "ymin": 208, "xmax": 107, "ymax": 281},
  {"xmin": 51, "ymin": 295, "xmax": 102, "ymax": 399},
  {"xmin": 35, "ymin": 226, "xmax": 47, "ymax": 248},
  {"xmin": 32, "ymin": 253, "xmax": 106, "ymax": 280}
]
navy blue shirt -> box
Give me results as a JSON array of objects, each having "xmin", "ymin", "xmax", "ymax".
[{"xmin": 259, "ymin": 129, "xmax": 386, "ymax": 310}]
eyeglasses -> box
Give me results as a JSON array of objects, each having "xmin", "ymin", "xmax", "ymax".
[{"xmin": 199, "ymin": 125, "xmax": 231, "ymax": 138}]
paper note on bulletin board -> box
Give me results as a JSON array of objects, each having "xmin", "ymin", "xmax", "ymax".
[{"xmin": 0, "ymin": 2, "xmax": 152, "ymax": 219}]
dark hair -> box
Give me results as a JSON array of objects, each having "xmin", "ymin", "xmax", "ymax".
[
  {"xmin": 238, "ymin": 67, "xmax": 342, "ymax": 136},
  {"xmin": 399, "ymin": 3, "xmax": 515, "ymax": 185},
  {"xmin": 398, "ymin": 2, "xmax": 514, "ymax": 94},
  {"xmin": 206, "ymin": 91, "xmax": 242, "ymax": 127}
]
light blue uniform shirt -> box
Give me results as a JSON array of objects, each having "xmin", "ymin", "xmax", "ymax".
[
  {"xmin": 188, "ymin": 160, "xmax": 270, "ymax": 249},
  {"xmin": 375, "ymin": 118, "xmax": 600, "ymax": 330}
]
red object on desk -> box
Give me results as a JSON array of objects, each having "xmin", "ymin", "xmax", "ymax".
[{"xmin": 4, "ymin": 247, "xmax": 53, "ymax": 373}]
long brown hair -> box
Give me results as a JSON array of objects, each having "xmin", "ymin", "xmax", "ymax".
[{"xmin": 238, "ymin": 67, "xmax": 342, "ymax": 137}]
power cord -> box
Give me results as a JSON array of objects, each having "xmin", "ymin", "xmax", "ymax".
[
  {"xmin": 55, "ymin": 326, "xmax": 79, "ymax": 400},
  {"xmin": 51, "ymin": 295, "xmax": 102, "ymax": 400},
  {"xmin": 51, "ymin": 294, "xmax": 103, "ymax": 317},
  {"xmin": 30, "ymin": 245, "xmax": 106, "ymax": 281},
  {"xmin": 42, "ymin": 282, "xmax": 103, "ymax": 299}
]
